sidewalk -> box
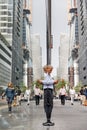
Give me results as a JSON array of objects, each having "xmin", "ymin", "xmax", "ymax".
[
  {"xmin": 0, "ymin": 98, "xmax": 7, "ymax": 110},
  {"xmin": 0, "ymin": 99, "xmax": 87, "ymax": 130}
]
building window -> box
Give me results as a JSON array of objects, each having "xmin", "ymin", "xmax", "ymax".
[
  {"xmin": 84, "ymin": 76, "xmax": 86, "ymax": 79},
  {"xmin": 83, "ymin": 67, "xmax": 86, "ymax": 70},
  {"xmin": 0, "ymin": 54, "xmax": 11, "ymax": 65}
]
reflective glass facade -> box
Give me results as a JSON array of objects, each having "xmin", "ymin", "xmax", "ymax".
[
  {"xmin": 0, "ymin": 0, "xmax": 13, "ymax": 45},
  {"xmin": 0, "ymin": 35, "xmax": 12, "ymax": 87}
]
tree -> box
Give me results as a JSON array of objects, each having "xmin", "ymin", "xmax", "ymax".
[
  {"xmin": 55, "ymin": 79, "xmax": 66, "ymax": 90},
  {"xmin": 19, "ymin": 82, "xmax": 26, "ymax": 92},
  {"xmin": 74, "ymin": 82, "xmax": 83, "ymax": 93}
]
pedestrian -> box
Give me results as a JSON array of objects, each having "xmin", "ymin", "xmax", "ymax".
[
  {"xmin": 38, "ymin": 65, "xmax": 58, "ymax": 126},
  {"xmin": 16, "ymin": 87, "xmax": 21, "ymax": 106},
  {"xmin": 69, "ymin": 87, "xmax": 75, "ymax": 105},
  {"xmin": 34, "ymin": 85, "xmax": 41, "ymax": 105},
  {"xmin": 25, "ymin": 87, "xmax": 31, "ymax": 105},
  {"xmin": 59, "ymin": 85, "xmax": 66, "ymax": 105},
  {"xmin": 84, "ymin": 87, "xmax": 87, "ymax": 99},
  {"xmin": 2, "ymin": 82, "xmax": 15, "ymax": 114},
  {"xmin": 79, "ymin": 87, "xmax": 85, "ymax": 105}
]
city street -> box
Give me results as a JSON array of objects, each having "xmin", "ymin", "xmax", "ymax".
[
  {"xmin": 1, "ymin": 1, "xmax": 87, "ymax": 130},
  {"xmin": 0, "ymin": 99, "xmax": 87, "ymax": 130}
]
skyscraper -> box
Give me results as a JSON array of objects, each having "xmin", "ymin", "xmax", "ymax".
[
  {"xmin": 67, "ymin": 0, "xmax": 79, "ymax": 87},
  {"xmin": 31, "ymin": 34, "xmax": 42, "ymax": 81},
  {"xmin": 12, "ymin": 0, "xmax": 23, "ymax": 86},
  {"xmin": 59, "ymin": 33, "xmax": 69, "ymax": 81},
  {"xmin": 0, "ymin": 0, "xmax": 13, "ymax": 87},
  {"xmin": 0, "ymin": 0, "xmax": 13, "ymax": 45},
  {"xmin": 22, "ymin": 0, "xmax": 33, "ymax": 87},
  {"xmin": 77, "ymin": 0, "xmax": 87, "ymax": 86},
  {"xmin": 0, "ymin": 33, "xmax": 12, "ymax": 87}
]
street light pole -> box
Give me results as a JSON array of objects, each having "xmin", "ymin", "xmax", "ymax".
[{"xmin": 46, "ymin": 0, "xmax": 52, "ymax": 65}]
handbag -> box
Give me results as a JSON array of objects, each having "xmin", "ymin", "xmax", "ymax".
[{"xmin": 83, "ymin": 100, "xmax": 87, "ymax": 106}]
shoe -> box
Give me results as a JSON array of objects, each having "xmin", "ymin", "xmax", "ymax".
[
  {"xmin": 43, "ymin": 122, "xmax": 49, "ymax": 126},
  {"xmin": 43, "ymin": 121, "xmax": 55, "ymax": 126},
  {"xmin": 71, "ymin": 103, "xmax": 73, "ymax": 105},
  {"xmin": 8, "ymin": 113, "xmax": 12, "ymax": 116},
  {"xmin": 48, "ymin": 121, "xmax": 55, "ymax": 126}
]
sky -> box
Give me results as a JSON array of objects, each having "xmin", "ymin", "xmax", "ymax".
[{"xmin": 32, "ymin": 0, "xmax": 68, "ymax": 76}]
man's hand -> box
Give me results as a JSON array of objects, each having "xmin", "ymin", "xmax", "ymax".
[
  {"xmin": 54, "ymin": 80, "xmax": 58, "ymax": 84},
  {"xmin": 37, "ymin": 80, "xmax": 42, "ymax": 84}
]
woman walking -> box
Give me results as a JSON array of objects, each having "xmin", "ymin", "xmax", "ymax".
[
  {"xmin": 34, "ymin": 85, "xmax": 41, "ymax": 105},
  {"xmin": 59, "ymin": 86, "xmax": 66, "ymax": 105},
  {"xmin": 25, "ymin": 88, "xmax": 31, "ymax": 105},
  {"xmin": 3, "ymin": 82, "xmax": 15, "ymax": 113},
  {"xmin": 69, "ymin": 87, "xmax": 75, "ymax": 105}
]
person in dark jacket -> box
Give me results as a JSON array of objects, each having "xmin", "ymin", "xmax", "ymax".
[
  {"xmin": 3, "ymin": 82, "xmax": 15, "ymax": 113},
  {"xmin": 84, "ymin": 87, "xmax": 87, "ymax": 99},
  {"xmin": 79, "ymin": 87, "xmax": 85, "ymax": 104},
  {"xmin": 80, "ymin": 87, "xmax": 84, "ymax": 95}
]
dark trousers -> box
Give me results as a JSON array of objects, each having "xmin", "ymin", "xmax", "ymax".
[
  {"xmin": 44, "ymin": 89, "xmax": 53, "ymax": 122},
  {"xmin": 7, "ymin": 97, "xmax": 13, "ymax": 112},
  {"xmin": 35, "ymin": 95, "xmax": 40, "ymax": 105},
  {"xmin": 60, "ymin": 95, "xmax": 65, "ymax": 105}
]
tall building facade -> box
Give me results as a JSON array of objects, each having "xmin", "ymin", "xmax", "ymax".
[
  {"xmin": 59, "ymin": 33, "xmax": 69, "ymax": 81},
  {"xmin": 22, "ymin": 0, "xmax": 33, "ymax": 88},
  {"xmin": 0, "ymin": 0, "xmax": 13, "ymax": 45},
  {"xmin": 29, "ymin": 0, "xmax": 32, "ymax": 25},
  {"xmin": 0, "ymin": 0, "xmax": 32, "ymax": 87},
  {"xmin": 77, "ymin": 0, "xmax": 87, "ymax": 86},
  {"xmin": 0, "ymin": 33, "xmax": 12, "ymax": 87},
  {"xmin": 31, "ymin": 34, "xmax": 42, "ymax": 81},
  {"xmin": 0, "ymin": 0, "xmax": 13, "ymax": 88},
  {"xmin": 67, "ymin": 0, "xmax": 79, "ymax": 87},
  {"xmin": 0, "ymin": 0, "xmax": 24, "ymax": 86},
  {"xmin": 12, "ymin": 0, "xmax": 23, "ymax": 86}
]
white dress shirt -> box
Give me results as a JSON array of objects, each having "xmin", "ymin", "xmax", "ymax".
[
  {"xmin": 59, "ymin": 88, "xmax": 66, "ymax": 95},
  {"xmin": 34, "ymin": 87, "xmax": 40, "ymax": 95},
  {"xmin": 69, "ymin": 89, "xmax": 75, "ymax": 95},
  {"xmin": 42, "ymin": 74, "xmax": 54, "ymax": 89}
]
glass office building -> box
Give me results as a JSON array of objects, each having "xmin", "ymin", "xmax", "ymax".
[
  {"xmin": 0, "ymin": 0, "xmax": 24, "ymax": 86},
  {"xmin": 0, "ymin": 0, "xmax": 13, "ymax": 45},
  {"xmin": 0, "ymin": 33, "xmax": 12, "ymax": 87}
]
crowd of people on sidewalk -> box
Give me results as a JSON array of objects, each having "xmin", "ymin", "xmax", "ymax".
[
  {"xmin": 58, "ymin": 85, "xmax": 87, "ymax": 106},
  {"xmin": 1, "ymin": 65, "xmax": 87, "ymax": 125},
  {"xmin": 0, "ymin": 83, "xmax": 87, "ymax": 107},
  {"xmin": 0, "ymin": 82, "xmax": 43, "ymax": 114},
  {"xmin": 79, "ymin": 86, "xmax": 87, "ymax": 105},
  {"xmin": 1, "ymin": 82, "xmax": 87, "ymax": 109}
]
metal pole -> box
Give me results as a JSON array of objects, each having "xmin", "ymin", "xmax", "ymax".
[{"xmin": 46, "ymin": 0, "xmax": 51, "ymax": 65}]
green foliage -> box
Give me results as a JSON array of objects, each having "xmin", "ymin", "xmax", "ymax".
[
  {"xmin": 19, "ymin": 82, "xmax": 26, "ymax": 92},
  {"xmin": 34, "ymin": 81, "xmax": 43, "ymax": 90},
  {"xmin": 55, "ymin": 79, "xmax": 66, "ymax": 90},
  {"xmin": 74, "ymin": 82, "xmax": 83, "ymax": 92},
  {"xmin": 20, "ymin": 86, "xmax": 26, "ymax": 92}
]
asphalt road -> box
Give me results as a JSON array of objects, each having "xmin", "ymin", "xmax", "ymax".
[{"xmin": 0, "ymin": 99, "xmax": 87, "ymax": 130}]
